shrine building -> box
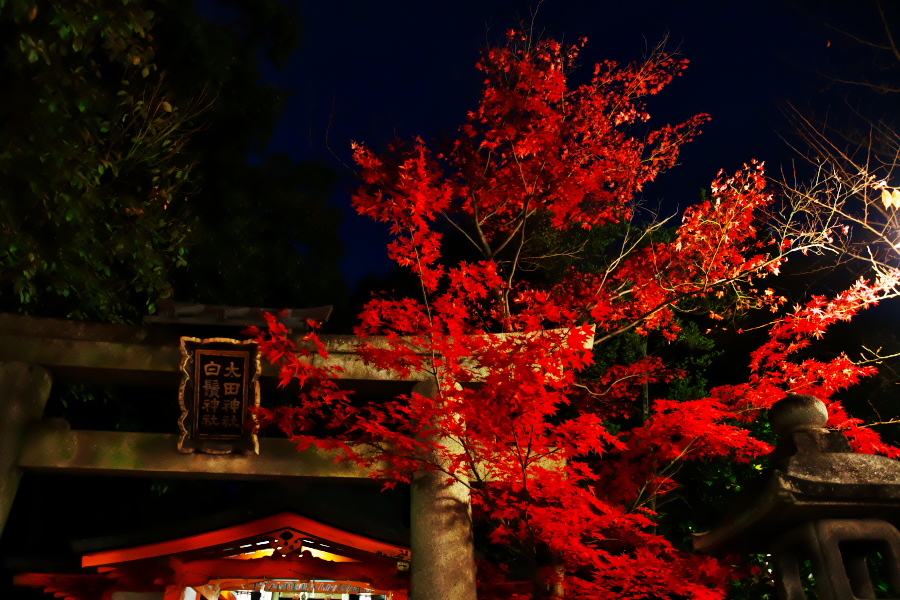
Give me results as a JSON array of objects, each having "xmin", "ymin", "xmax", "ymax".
[{"xmin": 16, "ymin": 509, "xmax": 410, "ymax": 600}]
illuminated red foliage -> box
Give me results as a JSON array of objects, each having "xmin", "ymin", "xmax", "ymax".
[{"xmin": 251, "ymin": 31, "xmax": 898, "ymax": 599}]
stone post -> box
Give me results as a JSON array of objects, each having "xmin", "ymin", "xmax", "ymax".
[
  {"xmin": 408, "ymin": 379, "xmax": 477, "ymax": 600},
  {"xmin": 0, "ymin": 361, "xmax": 53, "ymax": 535}
]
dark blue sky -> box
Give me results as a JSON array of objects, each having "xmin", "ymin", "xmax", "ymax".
[{"xmin": 215, "ymin": 0, "xmax": 836, "ymax": 288}]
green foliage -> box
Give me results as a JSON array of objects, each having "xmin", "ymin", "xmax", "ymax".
[
  {"xmin": 0, "ymin": 0, "xmax": 200, "ymax": 321},
  {"xmin": 517, "ymin": 213, "xmax": 676, "ymax": 287},
  {"xmin": 665, "ymin": 320, "xmax": 721, "ymax": 400},
  {"xmin": 0, "ymin": 0, "xmax": 345, "ymax": 322}
]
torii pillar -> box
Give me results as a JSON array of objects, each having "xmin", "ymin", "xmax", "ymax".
[
  {"xmin": 0, "ymin": 361, "xmax": 52, "ymax": 533},
  {"xmin": 408, "ymin": 379, "xmax": 477, "ymax": 600}
]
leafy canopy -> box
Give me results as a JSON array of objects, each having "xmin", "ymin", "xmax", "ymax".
[
  {"xmin": 0, "ymin": 0, "xmax": 345, "ymax": 322},
  {"xmin": 0, "ymin": 0, "xmax": 199, "ymax": 320},
  {"xmin": 254, "ymin": 31, "xmax": 899, "ymax": 600}
]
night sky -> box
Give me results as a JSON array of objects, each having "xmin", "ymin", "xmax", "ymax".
[{"xmin": 211, "ymin": 0, "xmax": 838, "ymax": 289}]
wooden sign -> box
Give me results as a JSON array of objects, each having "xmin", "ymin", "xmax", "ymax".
[
  {"xmin": 178, "ymin": 337, "xmax": 260, "ymax": 454},
  {"xmin": 255, "ymin": 581, "xmax": 374, "ymax": 594}
]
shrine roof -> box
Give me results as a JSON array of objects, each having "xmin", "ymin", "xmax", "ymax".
[
  {"xmin": 78, "ymin": 509, "xmax": 409, "ymax": 568},
  {"xmin": 14, "ymin": 505, "xmax": 411, "ymax": 600}
]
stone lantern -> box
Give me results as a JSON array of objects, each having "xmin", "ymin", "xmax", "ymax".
[{"xmin": 693, "ymin": 394, "xmax": 900, "ymax": 600}]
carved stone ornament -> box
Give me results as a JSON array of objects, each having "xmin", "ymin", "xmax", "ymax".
[{"xmin": 177, "ymin": 336, "xmax": 260, "ymax": 454}]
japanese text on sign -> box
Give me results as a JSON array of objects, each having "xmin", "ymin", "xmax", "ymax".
[{"xmin": 194, "ymin": 349, "xmax": 249, "ymax": 438}]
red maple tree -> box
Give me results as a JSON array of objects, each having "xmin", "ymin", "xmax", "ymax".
[{"xmin": 252, "ymin": 32, "xmax": 900, "ymax": 599}]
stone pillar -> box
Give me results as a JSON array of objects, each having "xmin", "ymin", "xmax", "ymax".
[
  {"xmin": 0, "ymin": 361, "xmax": 52, "ymax": 535},
  {"xmin": 408, "ymin": 379, "xmax": 477, "ymax": 600}
]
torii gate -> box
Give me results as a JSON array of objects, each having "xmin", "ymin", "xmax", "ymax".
[{"xmin": 0, "ymin": 312, "xmax": 474, "ymax": 600}]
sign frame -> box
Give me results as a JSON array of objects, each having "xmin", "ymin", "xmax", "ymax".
[{"xmin": 178, "ymin": 336, "xmax": 261, "ymax": 454}]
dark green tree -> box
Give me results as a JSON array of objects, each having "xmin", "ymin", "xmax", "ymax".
[
  {"xmin": 0, "ymin": 0, "xmax": 200, "ymax": 321},
  {"xmin": 0, "ymin": 0, "xmax": 346, "ymax": 323}
]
